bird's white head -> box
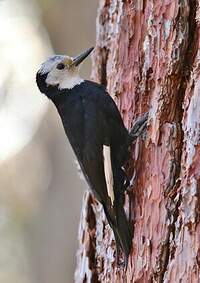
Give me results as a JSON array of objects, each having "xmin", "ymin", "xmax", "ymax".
[{"xmin": 37, "ymin": 47, "xmax": 94, "ymax": 91}]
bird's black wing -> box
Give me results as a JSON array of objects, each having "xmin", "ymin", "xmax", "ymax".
[
  {"xmin": 79, "ymin": 87, "xmax": 112, "ymax": 204},
  {"xmin": 54, "ymin": 82, "xmax": 112, "ymax": 204}
]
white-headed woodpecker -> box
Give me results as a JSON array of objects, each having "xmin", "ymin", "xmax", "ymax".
[{"xmin": 36, "ymin": 47, "xmax": 147, "ymax": 265}]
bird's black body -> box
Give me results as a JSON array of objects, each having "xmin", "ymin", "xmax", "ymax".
[{"xmin": 36, "ymin": 50, "xmax": 147, "ymax": 266}]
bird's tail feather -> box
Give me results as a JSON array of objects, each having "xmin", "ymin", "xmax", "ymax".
[
  {"xmin": 103, "ymin": 201, "xmax": 132, "ymax": 266},
  {"xmin": 115, "ymin": 201, "xmax": 132, "ymax": 264},
  {"xmin": 102, "ymin": 204, "xmax": 122, "ymax": 251}
]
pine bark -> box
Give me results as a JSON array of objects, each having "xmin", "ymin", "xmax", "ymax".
[{"xmin": 75, "ymin": 1, "xmax": 200, "ymax": 282}]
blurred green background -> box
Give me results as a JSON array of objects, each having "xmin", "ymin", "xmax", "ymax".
[{"xmin": 0, "ymin": 0, "xmax": 98, "ymax": 282}]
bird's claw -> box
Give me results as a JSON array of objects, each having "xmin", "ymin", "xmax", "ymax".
[{"xmin": 129, "ymin": 112, "xmax": 148, "ymax": 143}]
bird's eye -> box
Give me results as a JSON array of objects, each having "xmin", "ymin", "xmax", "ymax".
[{"xmin": 57, "ymin": 63, "xmax": 65, "ymax": 70}]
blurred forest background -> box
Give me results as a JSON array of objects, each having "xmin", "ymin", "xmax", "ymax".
[{"xmin": 0, "ymin": 0, "xmax": 98, "ymax": 282}]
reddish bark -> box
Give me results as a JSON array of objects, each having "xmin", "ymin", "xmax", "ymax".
[{"xmin": 75, "ymin": 1, "xmax": 200, "ymax": 282}]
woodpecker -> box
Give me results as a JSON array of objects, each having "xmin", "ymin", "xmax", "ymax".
[{"xmin": 36, "ymin": 47, "xmax": 147, "ymax": 265}]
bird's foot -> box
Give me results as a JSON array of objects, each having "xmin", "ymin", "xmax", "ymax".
[
  {"xmin": 117, "ymin": 167, "xmax": 130, "ymax": 192},
  {"xmin": 123, "ymin": 175, "xmax": 130, "ymax": 192},
  {"xmin": 129, "ymin": 112, "xmax": 148, "ymax": 143}
]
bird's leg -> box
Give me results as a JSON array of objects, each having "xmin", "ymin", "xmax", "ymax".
[
  {"xmin": 115, "ymin": 167, "xmax": 130, "ymax": 193},
  {"xmin": 122, "ymin": 171, "xmax": 130, "ymax": 191},
  {"xmin": 129, "ymin": 112, "xmax": 148, "ymax": 144}
]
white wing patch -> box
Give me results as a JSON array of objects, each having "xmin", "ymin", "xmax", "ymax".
[{"xmin": 103, "ymin": 145, "xmax": 114, "ymax": 205}]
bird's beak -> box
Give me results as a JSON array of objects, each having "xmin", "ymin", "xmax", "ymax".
[{"xmin": 71, "ymin": 47, "xmax": 94, "ymax": 67}]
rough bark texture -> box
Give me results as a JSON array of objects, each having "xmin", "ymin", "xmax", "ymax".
[{"xmin": 75, "ymin": 1, "xmax": 200, "ymax": 282}]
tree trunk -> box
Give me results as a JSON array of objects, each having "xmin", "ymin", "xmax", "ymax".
[{"xmin": 75, "ymin": 0, "xmax": 200, "ymax": 282}]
